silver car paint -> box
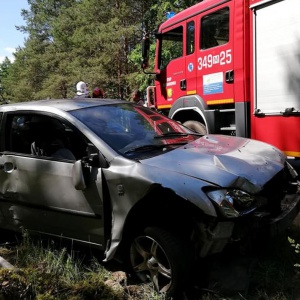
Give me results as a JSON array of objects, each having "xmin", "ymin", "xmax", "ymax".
[
  {"xmin": 141, "ymin": 134, "xmax": 286, "ymax": 193},
  {"xmin": 103, "ymin": 134, "xmax": 286, "ymax": 258},
  {"xmin": 0, "ymin": 99, "xmax": 297, "ymax": 262}
]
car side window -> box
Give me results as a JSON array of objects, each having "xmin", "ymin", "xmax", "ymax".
[{"xmin": 6, "ymin": 114, "xmax": 88, "ymax": 161}]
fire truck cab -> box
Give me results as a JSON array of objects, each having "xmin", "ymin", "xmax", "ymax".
[{"xmin": 142, "ymin": 0, "xmax": 300, "ymax": 159}]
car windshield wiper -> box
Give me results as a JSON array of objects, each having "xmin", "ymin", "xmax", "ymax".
[
  {"xmin": 123, "ymin": 143, "xmax": 185, "ymax": 154},
  {"xmin": 154, "ymin": 132, "xmax": 189, "ymax": 138}
]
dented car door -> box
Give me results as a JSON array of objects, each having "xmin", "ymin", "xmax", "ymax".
[{"xmin": 0, "ymin": 112, "xmax": 106, "ymax": 247}]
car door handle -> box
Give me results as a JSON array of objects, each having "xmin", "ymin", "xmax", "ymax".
[{"xmin": 0, "ymin": 162, "xmax": 15, "ymax": 173}]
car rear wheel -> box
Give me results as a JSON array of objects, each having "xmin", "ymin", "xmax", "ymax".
[
  {"xmin": 183, "ymin": 120, "xmax": 207, "ymax": 134},
  {"xmin": 129, "ymin": 226, "xmax": 191, "ymax": 298}
]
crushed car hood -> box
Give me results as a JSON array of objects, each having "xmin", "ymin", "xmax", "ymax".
[{"xmin": 141, "ymin": 135, "xmax": 286, "ymax": 193}]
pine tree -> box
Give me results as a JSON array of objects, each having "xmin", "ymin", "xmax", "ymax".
[{"xmin": 4, "ymin": 0, "xmax": 198, "ymax": 102}]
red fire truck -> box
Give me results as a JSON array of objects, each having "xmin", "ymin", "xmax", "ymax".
[{"xmin": 142, "ymin": 0, "xmax": 300, "ymax": 160}]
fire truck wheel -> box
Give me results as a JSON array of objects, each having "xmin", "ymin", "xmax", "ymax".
[
  {"xmin": 129, "ymin": 226, "xmax": 192, "ymax": 298},
  {"xmin": 183, "ymin": 120, "xmax": 207, "ymax": 134}
]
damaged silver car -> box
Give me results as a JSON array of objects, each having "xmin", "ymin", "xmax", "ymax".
[{"xmin": 0, "ymin": 99, "xmax": 299, "ymax": 297}]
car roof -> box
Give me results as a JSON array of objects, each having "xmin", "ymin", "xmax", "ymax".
[{"xmin": 0, "ymin": 98, "xmax": 127, "ymax": 113}]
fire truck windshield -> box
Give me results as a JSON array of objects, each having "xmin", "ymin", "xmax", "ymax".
[{"xmin": 159, "ymin": 26, "xmax": 183, "ymax": 69}]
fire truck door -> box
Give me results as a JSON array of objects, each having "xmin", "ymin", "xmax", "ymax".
[
  {"xmin": 156, "ymin": 25, "xmax": 186, "ymax": 106},
  {"xmin": 197, "ymin": 4, "xmax": 234, "ymax": 105},
  {"xmin": 185, "ymin": 20, "xmax": 197, "ymax": 95}
]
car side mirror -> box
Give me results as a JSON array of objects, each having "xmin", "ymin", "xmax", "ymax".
[
  {"xmin": 72, "ymin": 145, "xmax": 109, "ymax": 190},
  {"xmin": 72, "ymin": 153, "xmax": 109, "ymax": 190},
  {"xmin": 85, "ymin": 143, "xmax": 109, "ymax": 168},
  {"xmin": 72, "ymin": 160, "xmax": 86, "ymax": 190},
  {"xmin": 86, "ymin": 152, "xmax": 109, "ymax": 168}
]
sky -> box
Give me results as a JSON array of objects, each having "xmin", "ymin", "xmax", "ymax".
[{"xmin": 0, "ymin": 1, "xmax": 30, "ymax": 63}]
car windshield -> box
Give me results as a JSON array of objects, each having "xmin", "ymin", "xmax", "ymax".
[{"xmin": 70, "ymin": 103, "xmax": 200, "ymax": 157}]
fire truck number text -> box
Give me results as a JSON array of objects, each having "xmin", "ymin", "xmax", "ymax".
[{"xmin": 197, "ymin": 49, "xmax": 232, "ymax": 70}]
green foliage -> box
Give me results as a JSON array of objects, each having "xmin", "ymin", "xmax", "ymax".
[
  {"xmin": 1, "ymin": 228, "xmax": 300, "ymax": 299},
  {"xmin": 2, "ymin": 0, "xmax": 201, "ymax": 103},
  {"xmin": 288, "ymin": 236, "xmax": 300, "ymax": 268},
  {"xmin": 127, "ymin": 41, "xmax": 155, "ymax": 96},
  {"xmin": 0, "ymin": 231, "xmax": 166, "ymax": 299},
  {"xmin": 0, "ymin": 57, "xmax": 12, "ymax": 102},
  {"xmin": 0, "ymin": 232, "xmax": 118, "ymax": 299}
]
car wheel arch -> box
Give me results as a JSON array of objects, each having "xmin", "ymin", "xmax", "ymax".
[{"xmin": 116, "ymin": 186, "xmax": 207, "ymax": 259}]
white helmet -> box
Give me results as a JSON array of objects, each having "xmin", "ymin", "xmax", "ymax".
[{"xmin": 76, "ymin": 81, "xmax": 88, "ymax": 96}]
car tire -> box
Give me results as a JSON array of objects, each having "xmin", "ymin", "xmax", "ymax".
[
  {"xmin": 129, "ymin": 226, "xmax": 191, "ymax": 298},
  {"xmin": 183, "ymin": 120, "xmax": 207, "ymax": 134}
]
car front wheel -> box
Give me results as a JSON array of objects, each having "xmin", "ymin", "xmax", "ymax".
[{"xmin": 129, "ymin": 226, "xmax": 191, "ymax": 298}]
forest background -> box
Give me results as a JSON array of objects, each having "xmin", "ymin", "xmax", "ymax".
[{"xmin": 0, "ymin": 0, "xmax": 199, "ymax": 102}]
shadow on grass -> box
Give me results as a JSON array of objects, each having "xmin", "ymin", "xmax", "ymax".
[{"xmin": 0, "ymin": 225, "xmax": 300, "ymax": 300}]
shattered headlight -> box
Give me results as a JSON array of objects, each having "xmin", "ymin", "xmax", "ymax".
[{"xmin": 206, "ymin": 189, "xmax": 257, "ymax": 218}]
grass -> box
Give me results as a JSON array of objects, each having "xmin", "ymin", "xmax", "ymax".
[
  {"xmin": 0, "ymin": 226, "xmax": 299, "ymax": 300},
  {"xmin": 204, "ymin": 224, "xmax": 300, "ymax": 300},
  {"xmin": 0, "ymin": 231, "xmax": 164, "ymax": 300}
]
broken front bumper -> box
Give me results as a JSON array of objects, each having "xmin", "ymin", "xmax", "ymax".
[
  {"xmin": 264, "ymin": 194, "xmax": 300, "ymax": 236},
  {"xmin": 194, "ymin": 193, "xmax": 300, "ymax": 258}
]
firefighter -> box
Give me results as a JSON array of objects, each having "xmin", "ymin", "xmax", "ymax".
[
  {"xmin": 92, "ymin": 87, "xmax": 104, "ymax": 98},
  {"xmin": 132, "ymin": 89, "xmax": 144, "ymax": 106},
  {"xmin": 74, "ymin": 81, "xmax": 90, "ymax": 98}
]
